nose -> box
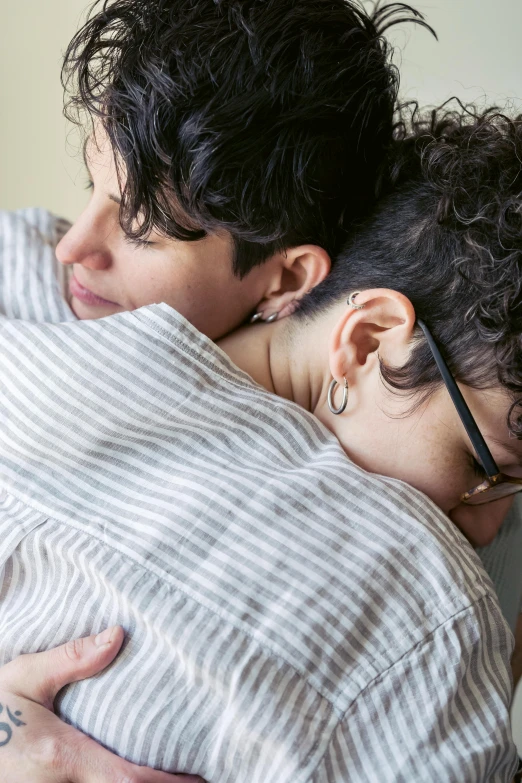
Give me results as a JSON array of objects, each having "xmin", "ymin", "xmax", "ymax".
[
  {"xmin": 449, "ymin": 495, "xmax": 515, "ymax": 547},
  {"xmin": 55, "ymin": 210, "xmax": 112, "ymax": 271}
]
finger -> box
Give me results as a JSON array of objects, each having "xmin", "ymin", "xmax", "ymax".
[
  {"xmin": 67, "ymin": 728, "xmax": 204, "ymax": 783},
  {"xmin": 0, "ymin": 626, "xmax": 125, "ymax": 707}
]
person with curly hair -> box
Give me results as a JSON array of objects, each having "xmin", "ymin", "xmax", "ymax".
[
  {"xmin": 1, "ymin": 0, "xmax": 521, "ymax": 778},
  {"xmin": 0, "ymin": 106, "xmax": 521, "ymax": 781}
]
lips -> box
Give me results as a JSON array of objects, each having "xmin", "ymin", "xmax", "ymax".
[{"xmin": 69, "ymin": 274, "xmax": 119, "ymax": 307}]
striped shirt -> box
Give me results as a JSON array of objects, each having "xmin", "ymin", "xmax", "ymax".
[{"xmin": 0, "ymin": 208, "xmax": 518, "ymax": 782}]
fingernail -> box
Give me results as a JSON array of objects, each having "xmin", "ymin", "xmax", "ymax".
[{"xmin": 94, "ymin": 626, "xmax": 116, "ymax": 647}]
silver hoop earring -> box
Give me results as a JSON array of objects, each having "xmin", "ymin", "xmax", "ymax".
[
  {"xmin": 249, "ymin": 312, "xmax": 264, "ymax": 324},
  {"xmin": 265, "ymin": 312, "xmax": 279, "ymax": 324},
  {"xmin": 347, "ymin": 291, "xmax": 365, "ymax": 310},
  {"xmin": 327, "ymin": 377, "xmax": 348, "ymax": 415}
]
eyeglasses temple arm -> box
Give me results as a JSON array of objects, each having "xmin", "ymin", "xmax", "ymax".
[{"xmin": 417, "ymin": 320, "xmax": 500, "ymax": 478}]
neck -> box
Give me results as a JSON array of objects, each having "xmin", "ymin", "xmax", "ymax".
[{"xmin": 217, "ymin": 316, "xmax": 330, "ymax": 416}]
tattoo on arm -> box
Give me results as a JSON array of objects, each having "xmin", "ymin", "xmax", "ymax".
[{"xmin": 0, "ymin": 703, "xmax": 26, "ymax": 747}]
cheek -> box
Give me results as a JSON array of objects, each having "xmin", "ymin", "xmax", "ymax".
[
  {"xmin": 397, "ymin": 454, "xmax": 466, "ymax": 515},
  {"xmin": 126, "ymin": 261, "xmax": 242, "ymax": 336},
  {"xmin": 449, "ymin": 495, "xmax": 515, "ymax": 547}
]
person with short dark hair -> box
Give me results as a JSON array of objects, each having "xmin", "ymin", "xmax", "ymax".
[
  {"xmin": 56, "ymin": 0, "xmax": 432, "ymax": 332},
  {"xmin": 1, "ymin": 2, "xmax": 447, "ymax": 779},
  {"xmin": 0, "ymin": 106, "xmax": 520, "ymax": 782}
]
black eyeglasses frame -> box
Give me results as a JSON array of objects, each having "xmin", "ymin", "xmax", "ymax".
[{"xmin": 417, "ymin": 319, "xmax": 522, "ymax": 506}]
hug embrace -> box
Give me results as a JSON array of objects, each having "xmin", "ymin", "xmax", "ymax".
[{"xmin": 1, "ymin": 0, "xmax": 522, "ymax": 781}]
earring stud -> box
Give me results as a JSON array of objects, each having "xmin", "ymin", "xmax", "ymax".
[
  {"xmin": 347, "ymin": 291, "xmax": 365, "ymax": 310},
  {"xmin": 249, "ymin": 311, "xmax": 280, "ymax": 324}
]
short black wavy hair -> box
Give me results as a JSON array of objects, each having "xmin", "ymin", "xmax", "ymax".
[
  {"xmin": 62, "ymin": 0, "xmax": 433, "ymax": 276},
  {"xmin": 297, "ymin": 103, "xmax": 522, "ymax": 434}
]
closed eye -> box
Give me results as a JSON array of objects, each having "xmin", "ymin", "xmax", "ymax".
[{"xmin": 123, "ymin": 234, "xmax": 155, "ymax": 249}]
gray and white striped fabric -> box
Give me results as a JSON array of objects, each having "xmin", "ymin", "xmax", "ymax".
[{"xmin": 0, "ymin": 209, "xmax": 518, "ymax": 782}]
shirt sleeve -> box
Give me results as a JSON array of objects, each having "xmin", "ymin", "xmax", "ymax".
[{"xmin": 309, "ymin": 595, "xmax": 518, "ymax": 783}]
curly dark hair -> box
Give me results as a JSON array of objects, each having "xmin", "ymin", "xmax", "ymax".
[
  {"xmin": 296, "ymin": 102, "xmax": 522, "ymax": 434},
  {"xmin": 61, "ymin": 0, "xmax": 434, "ymax": 277}
]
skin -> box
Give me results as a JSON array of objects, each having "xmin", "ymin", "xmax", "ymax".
[
  {"xmin": 1, "ymin": 128, "xmax": 332, "ymax": 781},
  {"xmin": 56, "ymin": 131, "xmax": 331, "ymax": 336},
  {"xmin": 218, "ymin": 287, "xmax": 522, "ymax": 546},
  {"xmin": 7, "ymin": 137, "xmax": 520, "ymax": 780},
  {"xmin": 56, "ymin": 133, "xmax": 521, "ymax": 539},
  {"xmin": 0, "ymin": 627, "xmax": 203, "ymax": 783}
]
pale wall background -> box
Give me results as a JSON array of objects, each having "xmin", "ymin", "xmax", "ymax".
[
  {"xmin": 1, "ymin": 0, "xmax": 521, "ymax": 220},
  {"xmin": 2, "ymin": 0, "xmax": 522, "ymax": 753}
]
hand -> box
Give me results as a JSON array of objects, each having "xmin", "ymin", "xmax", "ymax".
[{"xmin": 0, "ymin": 626, "xmax": 205, "ymax": 782}]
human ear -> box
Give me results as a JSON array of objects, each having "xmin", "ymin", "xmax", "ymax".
[
  {"xmin": 255, "ymin": 245, "xmax": 331, "ymax": 320},
  {"xmin": 328, "ymin": 288, "xmax": 416, "ymax": 386}
]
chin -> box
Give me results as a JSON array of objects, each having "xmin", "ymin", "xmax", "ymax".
[{"xmin": 71, "ymin": 296, "xmax": 123, "ymax": 320}]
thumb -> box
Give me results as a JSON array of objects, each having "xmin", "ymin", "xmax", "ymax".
[{"xmin": 0, "ymin": 626, "xmax": 125, "ymax": 709}]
